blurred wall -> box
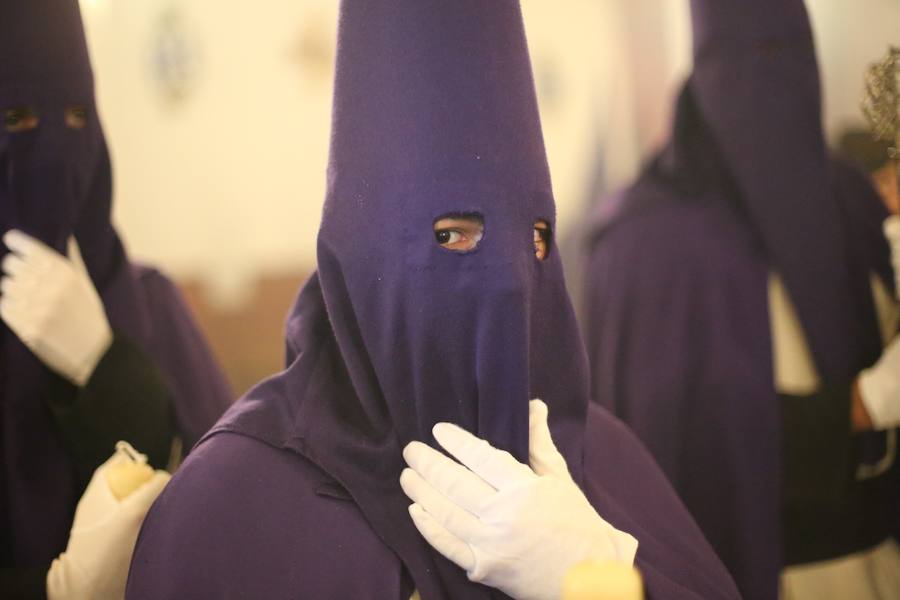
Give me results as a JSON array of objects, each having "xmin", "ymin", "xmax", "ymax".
[{"xmin": 81, "ymin": 0, "xmax": 337, "ymax": 309}]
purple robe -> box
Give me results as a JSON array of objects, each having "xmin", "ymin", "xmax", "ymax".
[
  {"xmin": 128, "ymin": 0, "xmax": 739, "ymax": 597},
  {"xmin": 582, "ymin": 1, "xmax": 900, "ymax": 598},
  {"xmin": 127, "ymin": 281, "xmax": 738, "ymax": 600},
  {"xmin": 0, "ymin": 0, "xmax": 233, "ymax": 568}
]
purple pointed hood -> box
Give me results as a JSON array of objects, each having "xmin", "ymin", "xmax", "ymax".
[
  {"xmin": 687, "ymin": 0, "xmax": 879, "ymax": 380},
  {"xmin": 0, "ymin": 0, "xmax": 150, "ymax": 339},
  {"xmin": 319, "ymin": 0, "xmax": 587, "ymax": 462},
  {"xmin": 1, "ymin": 0, "xmax": 231, "ymax": 567},
  {"xmin": 215, "ymin": 0, "xmax": 589, "ymax": 597}
]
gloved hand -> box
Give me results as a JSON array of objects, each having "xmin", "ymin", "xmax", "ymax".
[
  {"xmin": 884, "ymin": 215, "xmax": 900, "ymax": 299},
  {"xmin": 0, "ymin": 229, "xmax": 112, "ymax": 386},
  {"xmin": 858, "ymin": 335, "xmax": 900, "ymax": 430},
  {"xmin": 401, "ymin": 399, "xmax": 638, "ymax": 600},
  {"xmin": 46, "ymin": 443, "xmax": 170, "ymax": 600}
]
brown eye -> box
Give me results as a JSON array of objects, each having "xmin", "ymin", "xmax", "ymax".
[
  {"xmin": 433, "ymin": 214, "xmax": 484, "ymax": 252},
  {"xmin": 65, "ymin": 106, "xmax": 88, "ymax": 130},
  {"xmin": 534, "ymin": 220, "xmax": 551, "ymax": 261},
  {"xmin": 3, "ymin": 107, "xmax": 39, "ymax": 133}
]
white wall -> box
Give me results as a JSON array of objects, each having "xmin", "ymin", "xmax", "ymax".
[{"xmin": 82, "ymin": 0, "xmax": 337, "ymax": 306}]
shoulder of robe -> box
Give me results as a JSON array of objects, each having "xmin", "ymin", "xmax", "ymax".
[
  {"xmin": 583, "ymin": 191, "xmax": 768, "ymax": 324},
  {"xmin": 129, "ymin": 262, "xmax": 166, "ymax": 284},
  {"xmin": 126, "ymin": 432, "xmax": 405, "ymax": 600},
  {"xmin": 582, "ymin": 405, "xmax": 742, "ymax": 600},
  {"xmin": 120, "ymin": 262, "xmax": 186, "ymax": 337},
  {"xmin": 120, "ymin": 262, "xmax": 234, "ymax": 443},
  {"xmin": 583, "ymin": 404, "xmax": 687, "ymax": 517},
  {"xmin": 127, "ymin": 263, "xmax": 190, "ymax": 310},
  {"xmin": 591, "ymin": 185, "xmax": 762, "ymax": 275},
  {"xmin": 126, "ymin": 262, "xmax": 178, "ymax": 299}
]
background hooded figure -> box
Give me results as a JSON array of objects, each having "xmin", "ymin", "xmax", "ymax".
[
  {"xmin": 0, "ymin": 0, "xmax": 233, "ymax": 594},
  {"xmin": 583, "ymin": 0, "xmax": 900, "ymax": 598}
]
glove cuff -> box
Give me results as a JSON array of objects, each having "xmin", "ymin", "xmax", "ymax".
[{"xmin": 70, "ymin": 324, "xmax": 113, "ymax": 387}]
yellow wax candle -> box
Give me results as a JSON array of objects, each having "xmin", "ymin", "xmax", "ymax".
[
  {"xmin": 562, "ymin": 561, "xmax": 644, "ymax": 600},
  {"xmin": 105, "ymin": 441, "xmax": 154, "ymax": 500}
]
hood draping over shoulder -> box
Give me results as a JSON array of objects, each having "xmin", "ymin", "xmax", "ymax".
[
  {"xmin": 215, "ymin": 0, "xmax": 590, "ymax": 597},
  {"xmin": 0, "ymin": 0, "xmax": 231, "ymax": 567},
  {"xmin": 685, "ymin": 0, "xmax": 882, "ymax": 379},
  {"xmin": 595, "ymin": 0, "xmax": 884, "ymax": 380}
]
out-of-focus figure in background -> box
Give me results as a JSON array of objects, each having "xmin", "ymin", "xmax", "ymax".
[
  {"xmin": 582, "ymin": 0, "xmax": 900, "ymax": 598},
  {"xmin": 0, "ymin": 0, "xmax": 232, "ymax": 597}
]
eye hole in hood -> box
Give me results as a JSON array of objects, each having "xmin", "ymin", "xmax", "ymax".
[
  {"xmin": 534, "ymin": 219, "xmax": 550, "ymax": 261},
  {"xmin": 4, "ymin": 107, "xmax": 40, "ymax": 133},
  {"xmin": 433, "ymin": 213, "xmax": 484, "ymax": 253},
  {"xmin": 65, "ymin": 105, "xmax": 88, "ymax": 130}
]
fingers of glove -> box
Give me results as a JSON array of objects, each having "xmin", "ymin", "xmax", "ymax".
[
  {"xmin": 1, "ymin": 252, "xmax": 29, "ymax": 278},
  {"xmin": 528, "ymin": 399, "xmax": 572, "ymax": 480},
  {"xmin": 1, "ymin": 286, "xmax": 56, "ymax": 332},
  {"xmin": 400, "ymin": 468, "xmax": 482, "ymax": 541},
  {"xmin": 3, "ymin": 230, "xmax": 57, "ymax": 265},
  {"xmin": 403, "ymin": 441, "xmax": 495, "ymax": 513},
  {"xmin": 408, "ymin": 503, "xmax": 476, "ymax": 573},
  {"xmin": 0, "ymin": 270, "xmax": 45, "ymax": 303},
  {"xmin": 433, "ymin": 422, "xmax": 535, "ymax": 490}
]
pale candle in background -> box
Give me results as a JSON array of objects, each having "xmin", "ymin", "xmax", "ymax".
[
  {"xmin": 562, "ymin": 561, "xmax": 644, "ymax": 600},
  {"xmin": 105, "ymin": 441, "xmax": 155, "ymax": 501}
]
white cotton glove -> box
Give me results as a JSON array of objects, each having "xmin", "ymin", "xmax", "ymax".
[
  {"xmin": 400, "ymin": 399, "xmax": 638, "ymax": 600},
  {"xmin": 884, "ymin": 215, "xmax": 900, "ymax": 300},
  {"xmin": 46, "ymin": 442, "xmax": 171, "ymax": 600},
  {"xmin": 858, "ymin": 336, "xmax": 900, "ymax": 430},
  {"xmin": 0, "ymin": 229, "xmax": 112, "ymax": 386}
]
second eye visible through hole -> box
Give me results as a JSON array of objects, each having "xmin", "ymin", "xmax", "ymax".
[
  {"xmin": 434, "ymin": 214, "xmax": 484, "ymax": 252},
  {"xmin": 65, "ymin": 106, "xmax": 88, "ymax": 130},
  {"xmin": 534, "ymin": 220, "xmax": 550, "ymax": 261}
]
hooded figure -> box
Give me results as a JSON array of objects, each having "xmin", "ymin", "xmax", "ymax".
[
  {"xmin": 126, "ymin": 1, "xmax": 740, "ymax": 598},
  {"xmin": 583, "ymin": 0, "xmax": 900, "ymax": 597},
  {"xmin": 0, "ymin": 0, "xmax": 232, "ymax": 591}
]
